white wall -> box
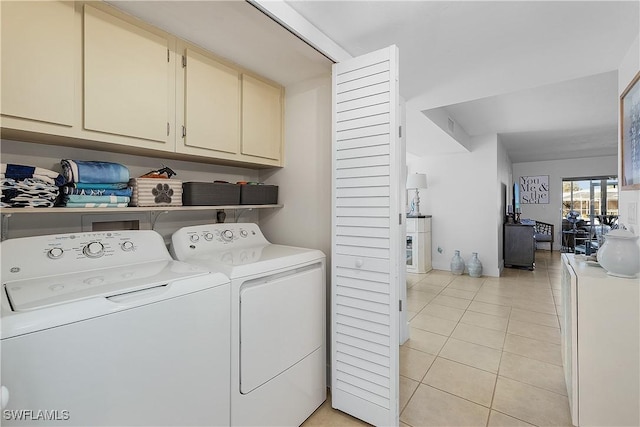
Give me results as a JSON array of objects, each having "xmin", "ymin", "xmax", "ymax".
[
  {"xmin": 408, "ymin": 134, "xmax": 504, "ymax": 277},
  {"xmin": 496, "ymin": 135, "xmax": 513, "ymax": 271},
  {"xmin": 513, "ymin": 156, "xmax": 617, "ymax": 250},
  {"xmin": 618, "ymin": 35, "xmax": 640, "ymax": 241},
  {"xmin": 258, "ymin": 74, "xmax": 332, "ymax": 258}
]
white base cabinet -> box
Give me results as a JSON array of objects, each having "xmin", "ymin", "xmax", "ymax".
[
  {"xmin": 406, "ymin": 216, "xmax": 432, "ymax": 274},
  {"xmin": 560, "ymin": 254, "xmax": 639, "ymax": 427}
]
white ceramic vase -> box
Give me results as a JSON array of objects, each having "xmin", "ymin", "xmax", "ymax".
[
  {"xmin": 597, "ymin": 228, "xmax": 640, "ymax": 278},
  {"xmin": 450, "ymin": 250, "xmax": 465, "ymax": 275},
  {"xmin": 468, "ymin": 252, "xmax": 483, "ymax": 278}
]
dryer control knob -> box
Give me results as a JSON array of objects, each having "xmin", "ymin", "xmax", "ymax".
[
  {"xmin": 190, "ymin": 234, "xmax": 200, "ymax": 243},
  {"xmin": 121, "ymin": 241, "xmax": 134, "ymax": 251},
  {"xmin": 240, "ymin": 230, "xmax": 248, "ymax": 238},
  {"xmin": 47, "ymin": 247, "xmax": 64, "ymax": 259},
  {"xmin": 222, "ymin": 230, "xmax": 234, "ymax": 241},
  {"xmin": 204, "ymin": 232, "xmax": 214, "ymax": 241},
  {"xmin": 83, "ymin": 241, "xmax": 104, "ymax": 258}
]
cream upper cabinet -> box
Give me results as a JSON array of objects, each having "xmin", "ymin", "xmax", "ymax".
[
  {"xmin": 1, "ymin": 1, "xmax": 76, "ymax": 127},
  {"xmin": 177, "ymin": 46, "xmax": 241, "ymax": 157},
  {"xmin": 83, "ymin": 4, "xmax": 175, "ymax": 151},
  {"xmin": 241, "ymin": 75, "xmax": 283, "ymax": 162},
  {"xmin": 0, "ymin": 1, "xmax": 283, "ymax": 168}
]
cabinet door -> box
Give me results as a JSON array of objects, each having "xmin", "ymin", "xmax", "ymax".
[
  {"xmin": 241, "ymin": 75, "xmax": 283, "ymax": 162},
  {"xmin": 179, "ymin": 48, "xmax": 240, "ymax": 156},
  {"xmin": 504, "ymin": 224, "xmax": 535, "ymax": 268},
  {"xmin": 83, "ymin": 5, "xmax": 173, "ymax": 148},
  {"xmin": 1, "ymin": 1, "xmax": 75, "ymax": 126}
]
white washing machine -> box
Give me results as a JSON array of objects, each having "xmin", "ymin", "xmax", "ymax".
[
  {"xmin": 171, "ymin": 223, "xmax": 326, "ymax": 427},
  {"xmin": 0, "ymin": 230, "xmax": 231, "ymax": 426}
]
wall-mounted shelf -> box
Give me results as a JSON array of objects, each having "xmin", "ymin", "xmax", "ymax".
[
  {"xmin": 0, "ymin": 204, "xmax": 282, "ymax": 215},
  {"xmin": 0, "ymin": 205, "xmax": 283, "ymax": 240}
]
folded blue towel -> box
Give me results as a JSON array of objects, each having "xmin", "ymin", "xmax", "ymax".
[
  {"xmin": 73, "ymin": 183, "xmax": 129, "ymax": 190},
  {"xmin": 61, "ymin": 160, "xmax": 129, "ymax": 184},
  {"xmin": 66, "ymin": 195, "xmax": 130, "ymax": 204},
  {"xmin": 62, "ymin": 186, "xmax": 132, "ymax": 197},
  {"xmin": 65, "ymin": 202, "xmax": 129, "ymax": 208}
]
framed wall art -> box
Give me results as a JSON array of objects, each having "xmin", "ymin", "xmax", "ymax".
[
  {"xmin": 519, "ymin": 175, "xmax": 549, "ymax": 204},
  {"xmin": 621, "ymin": 70, "xmax": 640, "ymax": 190}
]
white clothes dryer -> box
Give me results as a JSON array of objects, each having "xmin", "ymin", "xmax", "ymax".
[
  {"xmin": 1, "ymin": 230, "xmax": 231, "ymax": 426},
  {"xmin": 171, "ymin": 223, "xmax": 326, "ymax": 427}
]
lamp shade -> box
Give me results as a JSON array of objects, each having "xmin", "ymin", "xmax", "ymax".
[{"xmin": 406, "ymin": 173, "xmax": 427, "ymax": 189}]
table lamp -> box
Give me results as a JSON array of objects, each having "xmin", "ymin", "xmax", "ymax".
[{"xmin": 406, "ymin": 173, "xmax": 428, "ymax": 217}]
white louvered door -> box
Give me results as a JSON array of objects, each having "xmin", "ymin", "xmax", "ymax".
[{"xmin": 332, "ymin": 45, "xmax": 401, "ymax": 426}]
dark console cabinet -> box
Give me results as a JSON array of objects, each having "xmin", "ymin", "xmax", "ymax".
[{"xmin": 504, "ymin": 223, "xmax": 535, "ymax": 269}]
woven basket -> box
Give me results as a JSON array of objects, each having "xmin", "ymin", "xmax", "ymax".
[{"xmin": 129, "ymin": 178, "xmax": 182, "ymax": 207}]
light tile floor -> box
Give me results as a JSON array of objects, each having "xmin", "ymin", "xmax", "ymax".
[{"xmin": 303, "ymin": 250, "xmax": 572, "ymax": 427}]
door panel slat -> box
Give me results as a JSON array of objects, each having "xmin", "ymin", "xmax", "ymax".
[
  {"xmin": 337, "ymin": 71, "xmax": 390, "ymax": 94},
  {"xmin": 336, "ymin": 186, "xmax": 390, "ymax": 198},
  {"xmin": 336, "ymin": 135, "xmax": 389, "ymax": 152},
  {"xmin": 337, "ymin": 103, "xmax": 390, "ymax": 123},
  {"xmin": 337, "ymin": 155, "xmax": 390, "ymax": 170},
  {"xmin": 336, "ymin": 313, "xmax": 391, "ymax": 335},
  {"xmin": 335, "ymin": 245, "xmax": 389, "ymax": 259},
  {"xmin": 337, "ymin": 352, "xmax": 389, "ymax": 378},
  {"xmin": 336, "ymin": 113, "xmax": 390, "ymax": 132},
  {"xmin": 337, "ymin": 92, "xmax": 390, "ymax": 113},
  {"xmin": 336, "ymin": 226, "xmax": 390, "ymax": 238},
  {"xmin": 337, "ymin": 123, "xmax": 390, "ymax": 141},
  {"xmin": 336, "ymin": 81, "xmax": 389, "ymax": 104},
  {"xmin": 336, "ymin": 235, "xmax": 390, "ymax": 249},
  {"xmin": 336, "ymin": 342, "xmax": 389, "ymax": 367},
  {"xmin": 336, "ymin": 60, "xmax": 389, "ymax": 85},
  {"xmin": 335, "ymin": 380, "xmax": 390, "ymax": 409},
  {"xmin": 336, "ymin": 176, "xmax": 390, "ymax": 188},
  {"xmin": 336, "ymin": 268, "xmax": 390, "ymax": 284}
]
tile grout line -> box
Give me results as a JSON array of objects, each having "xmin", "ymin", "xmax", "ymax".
[
  {"xmin": 403, "ymin": 253, "xmax": 567, "ymax": 427},
  {"xmin": 487, "ymin": 302, "xmax": 512, "ymax": 427}
]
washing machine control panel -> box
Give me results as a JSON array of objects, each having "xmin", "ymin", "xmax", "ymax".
[
  {"xmin": 2, "ymin": 231, "xmax": 172, "ymax": 282},
  {"xmin": 171, "ymin": 223, "xmax": 270, "ymax": 259}
]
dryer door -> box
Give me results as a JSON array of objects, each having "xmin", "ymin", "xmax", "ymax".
[{"xmin": 239, "ymin": 262, "xmax": 324, "ymax": 393}]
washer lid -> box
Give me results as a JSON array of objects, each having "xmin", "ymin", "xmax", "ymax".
[
  {"xmin": 186, "ymin": 244, "xmax": 325, "ymax": 278},
  {"xmin": 3, "ymin": 260, "xmax": 213, "ymax": 312}
]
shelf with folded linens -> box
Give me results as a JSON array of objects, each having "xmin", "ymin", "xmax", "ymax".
[{"xmin": 3, "ymin": 158, "xmax": 281, "ymax": 213}]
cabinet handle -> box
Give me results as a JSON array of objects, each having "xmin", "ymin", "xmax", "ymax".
[
  {"xmin": 182, "ymin": 126, "xmax": 186, "ymax": 138},
  {"xmin": 166, "ymin": 122, "xmax": 170, "ymax": 136}
]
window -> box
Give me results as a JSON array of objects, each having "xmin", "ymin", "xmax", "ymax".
[
  {"xmin": 562, "ymin": 176, "xmax": 618, "ymax": 225},
  {"xmin": 562, "ymin": 176, "xmax": 618, "ymax": 254}
]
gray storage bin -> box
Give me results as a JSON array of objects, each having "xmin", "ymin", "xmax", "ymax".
[
  {"xmin": 239, "ymin": 184, "xmax": 278, "ymax": 205},
  {"xmin": 182, "ymin": 182, "xmax": 241, "ymax": 206}
]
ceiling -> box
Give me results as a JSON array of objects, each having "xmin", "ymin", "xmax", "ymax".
[
  {"xmin": 107, "ymin": 1, "xmax": 638, "ymax": 163},
  {"xmin": 107, "ymin": 1, "xmax": 332, "ymax": 86},
  {"xmin": 284, "ymin": 0, "xmax": 639, "ymax": 162}
]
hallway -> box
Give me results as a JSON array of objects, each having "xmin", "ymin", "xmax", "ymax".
[{"xmin": 304, "ymin": 250, "xmax": 572, "ymax": 426}]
